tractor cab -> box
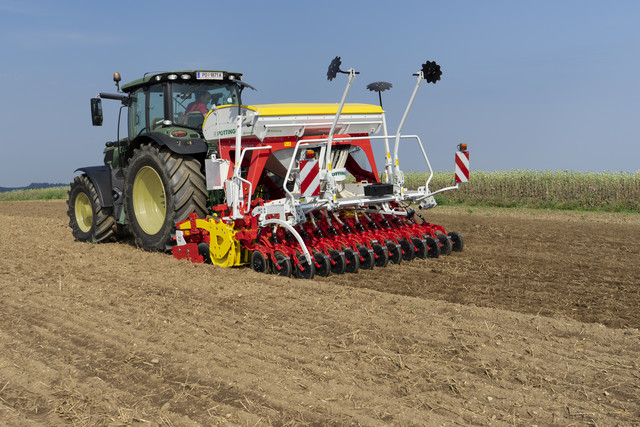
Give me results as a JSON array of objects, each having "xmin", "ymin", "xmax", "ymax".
[
  {"xmin": 91, "ymin": 70, "xmax": 245, "ymax": 154},
  {"xmin": 121, "ymin": 71, "xmax": 244, "ymax": 136}
]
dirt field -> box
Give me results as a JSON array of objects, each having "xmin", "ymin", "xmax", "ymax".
[{"xmin": 1, "ymin": 200, "xmax": 638, "ymax": 426}]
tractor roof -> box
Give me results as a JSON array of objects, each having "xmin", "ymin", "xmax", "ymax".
[{"xmin": 121, "ymin": 70, "xmax": 243, "ymax": 92}]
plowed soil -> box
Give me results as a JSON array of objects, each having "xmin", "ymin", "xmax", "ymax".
[{"xmin": 1, "ymin": 200, "xmax": 639, "ymax": 426}]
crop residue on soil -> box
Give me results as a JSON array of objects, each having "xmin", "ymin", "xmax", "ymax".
[{"xmin": 0, "ymin": 201, "xmax": 638, "ymax": 425}]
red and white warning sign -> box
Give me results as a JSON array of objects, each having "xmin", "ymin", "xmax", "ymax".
[
  {"xmin": 299, "ymin": 159, "xmax": 320, "ymax": 197},
  {"xmin": 455, "ymin": 150, "xmax": 470, "ymax": 183}
]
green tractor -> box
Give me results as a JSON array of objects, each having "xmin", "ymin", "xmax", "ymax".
[{"xmin": 67, "ymin": 70, "xmax": 246, "ymax": 251}]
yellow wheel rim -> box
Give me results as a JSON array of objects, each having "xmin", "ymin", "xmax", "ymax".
[
  {"xmin": 208, "ymin": 220, "xmax": 240, "ymax": 268},
  {"xmin": 75, "ymin": 192, "xmax": 93, "ymax": 233},
  {"xmin": 133, "ymin": 166, "xmax": 166, "ymax": 235}
]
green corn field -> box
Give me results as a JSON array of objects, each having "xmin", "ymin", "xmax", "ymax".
[
  {"xmin": 2, "ymin": 171, "xmax": 639, "ymax": 212},
  {"xmin": 0, "ymin": 186, "xmax": 70, "ymax": 202},
  {"xmin": 406, "ymin": 170, "xmax": 640, "ymax": 212}
]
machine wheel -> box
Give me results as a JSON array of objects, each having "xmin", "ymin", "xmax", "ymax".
[
  {"xmin": 198, "ymin": 243, "xmax": 212, "ymax": 264},
  {"xmin": 314, "ymin": 251, "xmax": 331, "ymax": 277},
  {"xmin": 437, "ymin": 232, "xmax": 453, "ymax": 255},
  {"xmin": 67, "ymin": 175, "xmax": 117, "ymax": 243},
  {"xmin": 373, "ymin": 243, "xmax": 390, "ymax": 267},
  {"xmin": 343, "ymin": 248, "xmax": 360, "ymax": 274},
  {"xmin": 124, "ymin": 143, "xmax": 207, "ymax": 251},
  {"xmin": 411, "ymin": 237, "xmax": 427, "ymax": 259},
  {"xmin": 251, "ymin": 251, "xmax": 270, "ymax": 273},
  {"xmin": 358, "ymin": 245, "xmax": 375, "ymax": 270},
  {"xmin": 273, "ymin": 251, "xmax": 291, "ymax": 277},
  {"xmin": 449, "ymin": 232, "xmax": 464, "ymax": 252},
  {"xmin": 386, "ymin": 241, "xmax": 402, "ymax": 265},
  {"xmin": 399, "ymin": 238, "xmax": 416, "ymax": 262},
  {"xmin": 294, "ymin": 255, "xmax": 315, "ymax": 279},
  {"xmin": 329, "ymin": 250, "xmax": 347, "ymax": 275},
  {"xmin": 426, "ymin": 236, "xmax": 441, "ymax": 258}
]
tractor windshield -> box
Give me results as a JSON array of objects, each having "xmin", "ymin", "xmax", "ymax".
[{"xmin": 172, "ymin": 82, "xmax": 240, "ymax": 129}]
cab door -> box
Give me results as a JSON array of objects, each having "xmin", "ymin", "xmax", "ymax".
[{"xmin": 128, "ymin": 88, "xmax": 147, "ymax": 139}]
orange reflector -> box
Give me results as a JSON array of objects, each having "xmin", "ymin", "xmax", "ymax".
[
  {"xmin": 171, "ymin": 130, "xmax": 188, "ymax": 137},
  {"xmin": 457, "ymin": 143, "xmax": 468, "ymax": 151},
  {"xmin": 305, "ymin": 149, "xmax": 315, "ymax": 159}
]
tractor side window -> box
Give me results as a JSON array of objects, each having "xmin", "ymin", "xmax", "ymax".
[
  {"xmin": 148, "ymin": 84, "xmax": 165, "ymax": 131},
  {"xmin": 129, "ymin": 88, "xmax": 147, "ymax": 138}
]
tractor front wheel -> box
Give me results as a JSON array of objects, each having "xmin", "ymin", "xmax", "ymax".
[
  {"xmin": 124, "ymin": 144, "xmax": 207, "ymax": 251},
  {"xmin": 67, "ymin": 175, "xmax": 117, "ymax": 243}
]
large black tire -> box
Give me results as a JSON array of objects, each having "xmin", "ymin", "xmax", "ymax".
[
  {"xmin": 124, "ymin": 144, "xmax": 207, "ymax": 251},
  {"xmin": 67, "ymin": 175, "xmax": 117, "ymax": 243}
]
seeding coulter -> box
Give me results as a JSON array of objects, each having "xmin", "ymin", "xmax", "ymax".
[{"xmin": 68, "ymin": 57, "xmax": 469, "ymax": 279}]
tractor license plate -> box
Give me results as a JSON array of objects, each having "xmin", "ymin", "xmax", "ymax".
[{"xmin": 197, "ymin": 71, "xmax": 223, "ymax": 80}]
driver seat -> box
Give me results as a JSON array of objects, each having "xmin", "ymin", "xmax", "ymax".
[{"xmin": 185, "ymin": 112, "xmax": 205, "ymax": 128}]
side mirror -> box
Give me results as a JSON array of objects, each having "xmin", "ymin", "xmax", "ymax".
[{"xmin": 90, "ymin": 98, "xmax": 103, "ymax": 126}]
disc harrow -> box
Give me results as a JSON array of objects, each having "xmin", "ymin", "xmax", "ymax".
[{"xmin": 172, "ymin": 57, "xmax": 470, "ymax": 278}]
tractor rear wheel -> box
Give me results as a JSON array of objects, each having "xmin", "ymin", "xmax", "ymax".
[
  {"xmin": 124, "ymin": 144, "xmax": 207, "ymax": 251},
  {"xmin": 67, "ymin": 175, "xmax": 117, "ymax": 243}
]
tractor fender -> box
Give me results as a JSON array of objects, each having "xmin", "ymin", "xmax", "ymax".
[
  {"xmin": 126, "ymin": 132, "xmax": 208, "ymax": 159},
  {"xmin": 75, "ymin": 166, "xmax": 113, "ymax": 207}
]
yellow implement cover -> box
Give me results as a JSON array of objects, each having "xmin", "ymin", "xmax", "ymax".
[{"xmin": 250, "ymin": 103, "xmax": 383, "ymax": 116}]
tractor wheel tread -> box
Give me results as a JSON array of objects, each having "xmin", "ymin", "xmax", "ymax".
[
  {"xmin": 124, "ymin": 143, "xmax": 207, "ymax": 251},
  {"xmin": 67, "ymin": 174, "xmax": 117, "ymax": 243}
]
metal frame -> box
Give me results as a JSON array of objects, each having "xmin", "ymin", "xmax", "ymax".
[
  {"xmin": 174, "ymin": 59, "xmax": 468, "ymax": 273},
  {"xmin": 221, "ymin": 65, "xmax": 465, "ymax": 227}
]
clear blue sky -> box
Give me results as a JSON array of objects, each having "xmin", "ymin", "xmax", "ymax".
[{"xmin": 0, "ymin": 0, "xmax": 638, "ymax": 187}]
